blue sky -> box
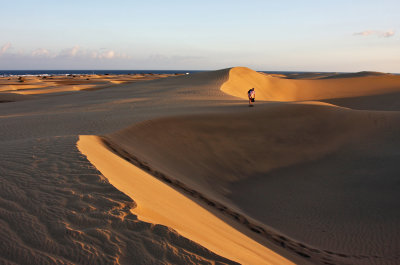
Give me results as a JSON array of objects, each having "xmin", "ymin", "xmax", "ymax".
[{"xmin": 0, "ymin": 0, "xmax": 399, "ymax": 72}]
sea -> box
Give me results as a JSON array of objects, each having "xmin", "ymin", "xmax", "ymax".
[{"xmin": 0, "ymin": 70, "xmax": 202, "ymax": 77}]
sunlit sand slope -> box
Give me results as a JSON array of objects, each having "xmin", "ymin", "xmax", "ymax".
[
  {"xmin": 221, "ymin": 67, "xmax": 400, "ymax": 109},
  {"xmin": 78, "ymin": 135, "xmax": 294, "ymax": 265}
]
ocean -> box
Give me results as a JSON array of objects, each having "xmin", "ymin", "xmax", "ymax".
[{"xmin": 0, "ymin": 70, "xmax": 203, "ymax": 77}]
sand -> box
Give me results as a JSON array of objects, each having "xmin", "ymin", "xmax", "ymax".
[
  {"xmin": 78, "ymin": 135, "xmax": 293, "ymax": 265},
  {"xmin": 222, "ymin": 67, "xmax": 400, "ymax": 105},
  {"xmin": 1, "ymin": 67, "xmax": 400, "ymax": 265},
  {"xmin": 0, "ymin": 73, "xmax": 179, "ymax": 97}
]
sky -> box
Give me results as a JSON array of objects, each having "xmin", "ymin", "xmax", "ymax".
[{"xmin": 0, "ymin": 0, "xmax": 399, "ymax": 72}]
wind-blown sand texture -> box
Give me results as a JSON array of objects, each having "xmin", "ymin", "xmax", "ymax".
[{"xmin": 1, "ymin": 67, "xmax": 400, "ymax": 265}]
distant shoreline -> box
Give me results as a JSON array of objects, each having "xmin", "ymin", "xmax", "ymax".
[{"xmin": 1, "ymin": 69, "xmax": 398, "ymax": 77}]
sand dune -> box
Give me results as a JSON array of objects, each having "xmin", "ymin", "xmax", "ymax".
[
  {"xmin": 78, "ymin": 135, "xmax": 294, "ymax": 265},
  {"xmin": 0, "ymin": 74, "xmax": 179, "ymax": 97},
  {"xmin": 277, "ymin": 71, "xmax": 388, "ymax": 80},
  {"xmin": 96, "ymin": 67, "xmax": 400, "ymax": 264},
  {"xmin": 105, "ymin": 103, "xmax": 374, "ymax": 198},
  {"xmin": 2, "ymin": 66, "xmax": 400, "ymax": 265},
  {"xmin": 320, "ymin": 71, "xmax": 389, "ymax": 79},
  {"xmin": 221, "ymin": 67, "xmax": 400, "ymax": 109},
  {"xmin": 103, "ymin": 102, "xmax": 400, "ymax": 265}
]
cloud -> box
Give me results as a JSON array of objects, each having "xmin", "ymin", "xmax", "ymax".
[
  {"xmin": 0, "ymin": 44, "xmax": 132, "ymax": 69},
  {"xmin": 90, "ymin": 50, "xmax": 117, "ymax": 59},
  {"xmin": 102, "ymin": 50, "xmax": 115, "ymax": 59},
  {"xmin": 1, "ymin": 42, "xmax": 12, "ymax": 54},
  {"xmin": 0, "ymin": 46, "xmax": 134, "ymax": 69},
  {"xmin": 354, "ymin": 30, "xmax": 375, "ymax": 36},
  {"xmin": 24, "ymin": 45, "xmax": 130, "ymax": 60},
  {"xmin": 353, "ymin": 30, "xmax": 395, "ymax": 38},
  {"xmin": 70, "ymin": 45, "xmax": 80, "ymax": 56},
  {"xmin": 59, "ymin": 45, "xmax": 80, "ymax": 57},
  {"xmin": 31, "ymin": 48, "xmax": 51, "ymax": 57},
  {"xmin": 148, "ymin": 54, "xmax": 203, "ymax": 63},
  {"xmin": 383, "ymin": 30, "xmax": 395, "ymax": 38}
]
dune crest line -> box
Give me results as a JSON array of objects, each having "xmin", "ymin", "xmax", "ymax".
[
  {"xmin": 221, "ymin": 67, "xmax": 400, "ymax": 110},
  {"xmin": 77, "ymin": 135, "xmax": 294, "ymax": 265}
]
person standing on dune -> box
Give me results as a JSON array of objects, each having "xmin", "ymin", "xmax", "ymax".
[{"xmin": 248, "ymin": 88, "xmax": 255, "ymax": 106}]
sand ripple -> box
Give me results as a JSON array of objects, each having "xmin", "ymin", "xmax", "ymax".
[{"xmin": 0, "ymin": 136, "xmax": 237, "ymax": 265}]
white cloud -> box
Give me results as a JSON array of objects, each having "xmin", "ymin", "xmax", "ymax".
[
  {"xmin": 148, "ymin": 54, "xmax": 203, "ymax": 63},
  {"xmin": 353, "ymin": 30, "xmax": 395, "ymax": 38},
  {"xmin": 59, "ymin": 45, "xmax": 80, "ymax": 57},
  {"xmin": 34, "ymin": 45, "xmax": 129, "ymax": 60},
  {"xmin": 1, "ymin": 42, "xmax": 12, "ymax": 54},
  {"xmin": 0, "ymin": 44, "xmax": 134, "ymax": 69},
  {"xmin": 101, "ymin": 50, "xmax": 115, "ymax": 59},
  {"xmin": 383, "ymin": 30, "xmax": 395, "ymax": 38},
  {"xmin": 31, "ymin": 48, "xmax": 51, "ymax": 57},
  {"xmin": 354, "ymin": 30, "xmax": 375, "ymax": 36},
  {"xmin": 90, "ymin": 51, "xmax": 99, "ymax": 59},
  {"xmin": 0, "ymin": 44, "xmax": 131, "ymax": 66},
  {"xmin": 70, "ymin": 45, "xmax": 80, "ymax": 56},
  {"xmin": 90, "ymin": 50, "xmax": 125, "ymax": 59}
]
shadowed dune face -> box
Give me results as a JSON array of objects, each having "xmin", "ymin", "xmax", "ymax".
[
  {"xmin": 280, "ymin": 71, "xmax": 389, "ymax": 80},
  {"xmin": 105, "ymin": 102, "xmax": 400, "ymax": 264},
  {"xmin": 221, "ymin": 67, "xmax": 400, "ymax": 109},
  {"xmin": 107, "ymin": 103, "xmax": 390, "ymax": 197},
  {"xmin": 113, "ymin": 68, "xmax": 232, "ymax": 100},
  {"xmin": 319, "ymin": 71, "xmax": 389, "ymax": 79},
  {"xmin": 0, "ymin": 92, "xmax": 34, "ymax": 103},
  {"xmin": 323, "ymin": 91, "xmax": 400, "ymax": 111}
]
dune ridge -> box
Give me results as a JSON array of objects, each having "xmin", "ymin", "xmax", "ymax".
[
  {"xmin": 78, "ymin": 135, "xmax": 295, "ymax": 265},
  {"xmin": 102, "ymin": 101, "xmax": 400, "ymax": 265},
  {"xmin": 221, "ymin": 67, "xmax": 400, "ymax": 108}
]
